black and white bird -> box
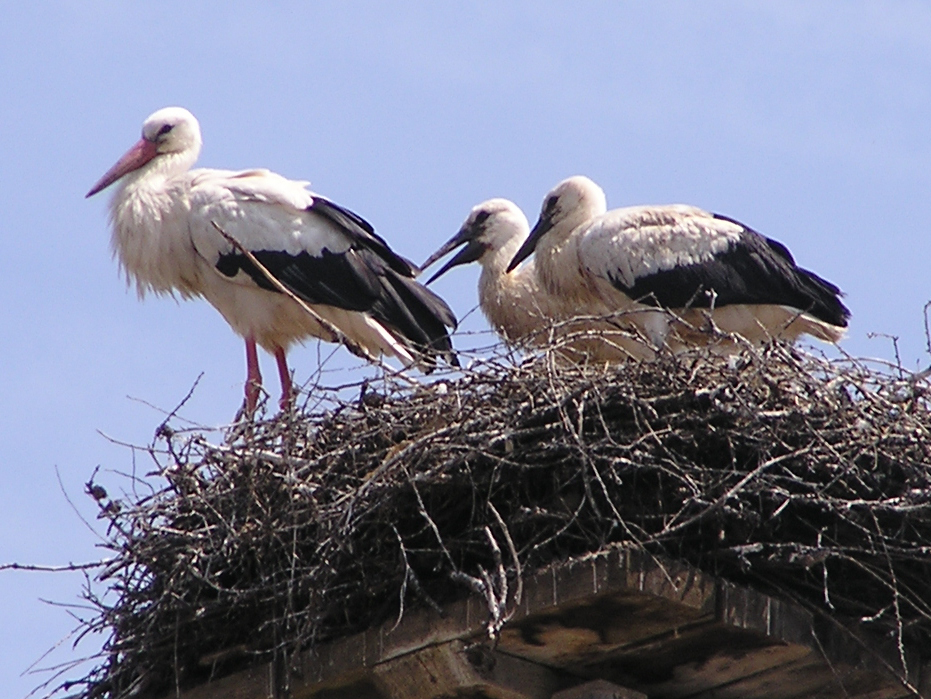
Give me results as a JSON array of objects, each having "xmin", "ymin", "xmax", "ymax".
[
  {"xmin": 87, "ymin": 106, "xmax": 457, "ymax": 413},
  {"xmin": 507, "ymin": 175, "xmax": 850, "ymax": 353},
  {"xmin": 422, "ymin": 198, "xmax": 651, "ymax": 359}
]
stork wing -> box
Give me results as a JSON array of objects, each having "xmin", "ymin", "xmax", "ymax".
[
  {"xmin": 186, "ymin": 169, "xmax": 457, "ymax": 356},
  {"xmin": 579, "ymin": 206, "xmax": 849, "ymax": 326},
  {"xmin": 309, "ymin": 196, "xmax": 418, "ymax": 277}
]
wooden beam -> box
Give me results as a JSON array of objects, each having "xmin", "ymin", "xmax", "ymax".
[
  {"xmin": 162, "ymin": 546, "xmax": 915, "ymax": 699},
  {"xmin": 372, "ymin": 640, "xmax": 558, "ymax": 699},
  {"xmin": 552, "ymin": 679, "xmax": 647, "ymax": 699}
]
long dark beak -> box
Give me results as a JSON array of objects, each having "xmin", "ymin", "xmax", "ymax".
[
  {"xmin": 506, "ymin": 212, "xmax": 552, "ymax": 273},
  {"xmin": 421, "ymin": 226, "xmax": 486, "ymax": 285}
]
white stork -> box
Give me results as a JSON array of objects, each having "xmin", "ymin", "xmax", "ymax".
[
  {"xmin": 422, "ymin": 199, "xmax": 655, "ymax": 360},
  {"xmin": 422, "ymin": 199, "xmax": 547, "ymax": 344},
  {"xmin": 87, "ymin": 107, "xmax": 457, "ymax": 413},
  {"xmin": 507, "ymin": 176, "xmax": 850, "ymax": 352}
]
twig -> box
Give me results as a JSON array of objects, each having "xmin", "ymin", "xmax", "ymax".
[{"xmin": 0, "ymin": 561, "xmax": 110, "ymax": 573}]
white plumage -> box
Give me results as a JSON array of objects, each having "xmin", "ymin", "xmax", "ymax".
[
  {"xmin": 422, "ymin": 199, "xmax": 657, "ymax": 360},
  {"xmin": 508, "ymin": 176, "xmax": 850, "ymax": 354},
  {"xmin": 87, "ymin": 107, "xmax": 456, "ymax": 413},
  {"xmin": 422, "ymin": 199, "xmax": 546, "ymax": 344}
]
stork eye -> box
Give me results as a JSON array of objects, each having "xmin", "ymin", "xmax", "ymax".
[
  {"xmin": 544, "ymin": 195, "xmax": 558, "ymax": 215},
  {"xmin": 158, "ymin": 123, "xmax": 174, "ymax": 136},
  {"xmin": 474, "ymin": 211, "xmax": 491, "ymax": 226}
]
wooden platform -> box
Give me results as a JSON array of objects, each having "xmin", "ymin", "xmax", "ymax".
[{"xmin": 176, "ymin": 547, "xmax": 925, "ymax": 699}]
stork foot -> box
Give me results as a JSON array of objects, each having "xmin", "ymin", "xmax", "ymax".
[
  {"xmin": 245, "ymin": 380, "xmax": 262, "ymax": 416},
  {"xmin": 243, "ymin": 336, "xmax": 264, "ymax": 418}
]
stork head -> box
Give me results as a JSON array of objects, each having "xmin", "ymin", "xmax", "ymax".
[
  {"xmin": 507, "ymin": 175, "xmax": 607, "ymax": 272},
  {"xmin": 86, "ymin": 107, "xmax": 203, "ymax": 197},
  {"xmin": 421, "ymin": 199, "xmax": 529, "ymax": 284}
]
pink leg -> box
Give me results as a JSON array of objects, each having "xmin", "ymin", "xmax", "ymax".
[
  {"xmin": 274, "ymin": 347, "xmax": 293, "ymax": 410},
  {"xmin": 244, "ymin": 336, "xmax": 262, "ymax": 414}
]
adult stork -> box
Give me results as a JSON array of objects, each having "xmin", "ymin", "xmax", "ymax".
[
  {"xmin": 422, "ymin": 198, "xmax": 654, "ymax": 360},
  {"xmin": 507, "ymin": 176, "xmax": 850, "ymax": 352},
  {"xmin": 87, "ymin": 107, "xmax": 457, "ymax": 413}
]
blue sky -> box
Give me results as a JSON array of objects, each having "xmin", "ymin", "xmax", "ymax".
[{"xmin": 2, "ymin": 3, "xmax": 930, "ymax": 696}]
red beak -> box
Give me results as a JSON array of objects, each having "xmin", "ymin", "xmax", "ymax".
[{"xmin": 86, "ymin": 138, "xmax": 159, "ymax": 198}]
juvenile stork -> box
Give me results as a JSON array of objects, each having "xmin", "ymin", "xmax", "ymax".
[
  {"xmin": 422, "ymin": 199, "xmax": 654, "ymax": 360},
  {"xmin": 87, "ymin": 107, "xmax": 457, "ymax": 413},
  {"xmin": 508, "ymin": 176, "xmax": 850, "ymax": 353},
  {"xmin": 422, "ymin": 199, "xmax": 547, "ymax": 345}
]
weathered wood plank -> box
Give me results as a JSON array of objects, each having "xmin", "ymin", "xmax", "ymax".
[
  {"xmin": 291, "ymin": 595, "xmax": 485, "ymax": 691},
  {"xmin": 176, "ymin": 662, "xmax": 273, "ymax": 699},
  {"xmin": 372, "ymin": 640, "xmax": 558, "ymax": 699},
  {"xmin": 163, "ymin": 547, "xmax": 913, "ymax": 699},
  {"xmin": 500, "ymin": 590, "xmax": 713, "ymax": 667},
  {"xmin": 716, "ymin": 580, "xmax": 813, "ymax": 646},
  {"xmin": 551, "ymin": 679, "xmax": 647, "ymax": 699},
  {"xmin": 575, "ymin": 626, "xmax": 811, "ymax": 698},
  {"xmin": 681, "ymin": 652, "xmax": 913, "ymax": 699}
]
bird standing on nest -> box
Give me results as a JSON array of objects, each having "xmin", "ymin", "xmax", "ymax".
[
  {"xmin": 87, "ymin": 107, "xmax": 457, "ymax": 414},
  {"xmin": 507, "ymin": 175, "xmax": 850, "ymax": 355}
]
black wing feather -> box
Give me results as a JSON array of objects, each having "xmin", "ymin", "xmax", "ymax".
[
  {"xmin": 614, "ymin": 217, "xmax": 850, "ymax": 328},
  {"xmin": 353, "ymin": 248, "xmax": 458, "ymax": 366},
  {"xmin": 309, "ymin": 197, "xmax": 417, "ymax": 277},
  {"xmin": 215, "ymin": 245, "xmax": 457, "ymax": 364},
  {"xmin": 376, "ymin": 267, "xmax": 459, "ymax": 365},
  {"xmin": 216, "ymin": 249, "xmax": 381, "ymax": 311}
]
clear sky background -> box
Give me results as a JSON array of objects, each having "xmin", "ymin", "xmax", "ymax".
[{"xmin": 2, "ymin": 3, "xmax": 930, "ymax": 697}]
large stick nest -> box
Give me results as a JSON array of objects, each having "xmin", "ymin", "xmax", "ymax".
[{"xmin": 65, "ymin": 342, "xmax": 931, "ymax": 699}]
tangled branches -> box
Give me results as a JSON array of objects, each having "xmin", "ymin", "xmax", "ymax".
[{"xmin": 67, "ymin": 343, "xmax": 931, "ymax": 698}]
